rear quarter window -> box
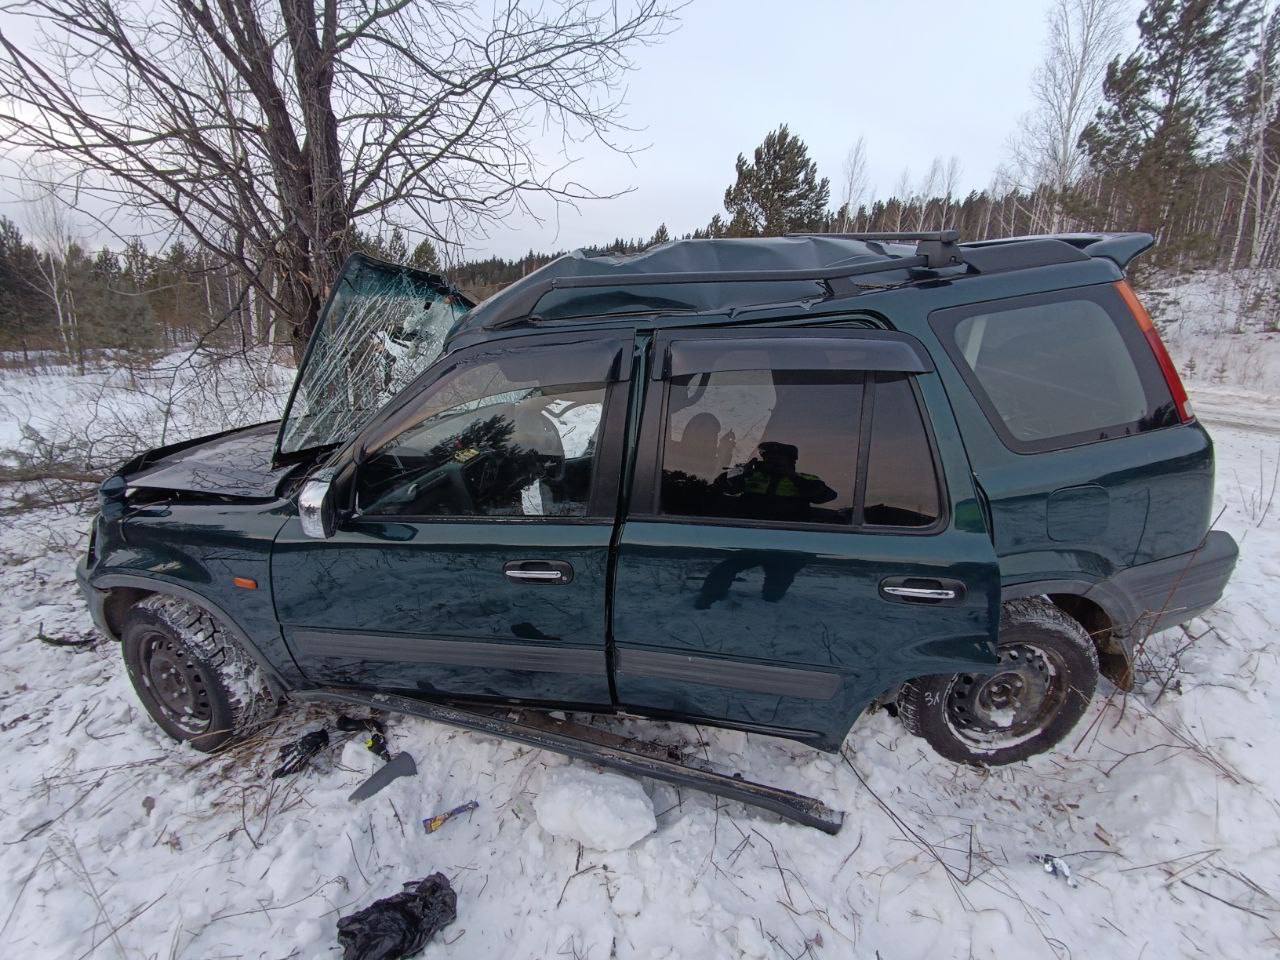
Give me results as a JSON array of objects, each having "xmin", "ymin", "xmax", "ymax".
[{"xmin": 931, "ymin": 287, "xmax": 1178, "ymax": 453}]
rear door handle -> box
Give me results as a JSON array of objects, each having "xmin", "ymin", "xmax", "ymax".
[
  {"xmin": 879, "ymin": 576, "xmax": 965, "ymax": 604},
  {"xmin": 503, "ymin": 560, "xmax": 574, "ymax": 585}
]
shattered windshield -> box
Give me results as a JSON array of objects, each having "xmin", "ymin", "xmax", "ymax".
[{"xmin": 278, "ymin": 257, "xmax": 470, "ymax": 455}]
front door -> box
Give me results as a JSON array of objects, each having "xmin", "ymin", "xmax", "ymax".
[
  {"xmin": 272, "ymin": 332, "xmax": 632, "ymax": 708},
  {"xmin": 610, "ymin": 327, "xmax": 1001, "ymax": 750}
]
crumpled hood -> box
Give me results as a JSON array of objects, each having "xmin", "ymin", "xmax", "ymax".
[{"xmin": 123, "ymin": 422, "xmax": 301, "ymax": 499}]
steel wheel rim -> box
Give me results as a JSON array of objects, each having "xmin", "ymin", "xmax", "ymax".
[
  {"xmin": 944, "ymin": 641, "xmax": 1068, "ymax": 748},
  {"xmin": 140, "ymin": 630, "xmax": 213, "ymax": 735}
]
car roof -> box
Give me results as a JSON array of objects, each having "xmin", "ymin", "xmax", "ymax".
[{"xmin": 445, "ymin": 231, "xmax": 1149, "ymax": 346}]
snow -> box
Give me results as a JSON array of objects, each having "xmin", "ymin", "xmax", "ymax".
[
  {"xmin": 0, "ymin": 346, "xmax": 292, "ymax": 464},
  {"xmin": 1153, "ymin": 269, "xmax": 1280, "ymax": 392},
  {"xmin": 532, "ymin": 765, "xmax": 657, "ymax": 851},
  {"xmin": 2, "ymin": 331, "xmax": 1280, "ymax": 958}
]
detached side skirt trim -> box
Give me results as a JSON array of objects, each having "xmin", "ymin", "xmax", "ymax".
[{"xmin": 295, "ymin": 688, "xmax": 845, "ymax": 834}]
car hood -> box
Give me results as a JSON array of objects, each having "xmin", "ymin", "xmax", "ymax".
[{"xmin": 122, "ymin": 422, "xmax": 302, "ymax": 499}]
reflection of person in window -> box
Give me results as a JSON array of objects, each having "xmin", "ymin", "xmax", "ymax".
[
  {"xmin": 692, "ymin": 442, "xmax": 831, "ymax": 609},
  {"xmin": 695, "ymin": 549, "xmax": 807, "ymax": 609},
  {"xmin": 713, "ymin": 441, "xmax": 836, "ymax": 524}
]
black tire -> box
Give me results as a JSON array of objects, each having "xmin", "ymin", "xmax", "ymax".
[
  {"xmin": 897, "ymin": 599, "xmax": 1099, "ymax": 766},
  {"xmin": 121, "ymin": 595, "xmax": 276, "ymax": 752}
]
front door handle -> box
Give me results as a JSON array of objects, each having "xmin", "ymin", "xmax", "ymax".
[
  {"xmin": 879, "ymin": 576, "xmax": 965, "ymax": 604},
  {"xmin": 503, "ymin": 560, "xmax": 574, "ymax": 585}
]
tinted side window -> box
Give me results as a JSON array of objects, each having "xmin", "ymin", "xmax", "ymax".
[
  {"xmin": 659, "ymin": 370, "xmax": 862, "ymax": 526},
  {"xmin": 864, "ymin": 375, "xmax": 940, "ymax": 527},
  {"xmin": 356, "ymin": 370, "xmax": 605, "ymax": 518},
  {"xmin": 939, "ymin": 291, "xmax": 1176, "ymax": 450}
]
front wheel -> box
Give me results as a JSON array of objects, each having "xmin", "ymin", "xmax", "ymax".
[
  {"xmin": 121, "ymin": 595, "xmax": 277, "ymax": 752},
  {"xmin": 897, "ymin": 599, "xmax": 1099, "ymax": 766}
]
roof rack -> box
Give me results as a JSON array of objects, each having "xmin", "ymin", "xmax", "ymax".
[
  {"xmin": 787, "ymin": 230, "xmax": 962, "ymax": 268},
  {"xmin": 485, "ymin": 250, "xmax": 932, "ymax": 329},
  {"xmin": 467, "ymin": 229, "xmax": 1118, "ymax": 333}
]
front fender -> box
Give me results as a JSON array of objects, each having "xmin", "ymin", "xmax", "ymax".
[
  {"xmin": 82, "ymin": 499, "xmax": 305, "ymax": 690},
  {"xmin": 81, "ymin": 568, "xmax": 298, "ymax": 695}
]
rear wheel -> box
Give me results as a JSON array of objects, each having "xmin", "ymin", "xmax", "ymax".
[
  {"xmin": 897, "ymin": 599, "xmax": 1099, "ymax": 766},
  {"xmin": 121, "ymin": 595, "xmax": 276, "ymax": 752}
]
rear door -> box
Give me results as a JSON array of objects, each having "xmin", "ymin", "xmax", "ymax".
[
  {"xmin": 609, "ymin": 327, "xmax": 1000, "ymax": 749},
  {"xmin": 272, "ymin": 331, "xmax": 631, "ymax": 707}
]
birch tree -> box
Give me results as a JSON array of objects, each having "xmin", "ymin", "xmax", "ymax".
[{"xmin": 1011, "ymin": 0, "xmax": 1127, "ymax": 231}]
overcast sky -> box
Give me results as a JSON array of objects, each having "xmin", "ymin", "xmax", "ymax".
[
  {"xmin": 465, "ymin": 0, "xmax": 1073, "ymax": 259},
  {"xmin": 0, "ymin": 0, "xmax": 1132, "ymax": 261}
]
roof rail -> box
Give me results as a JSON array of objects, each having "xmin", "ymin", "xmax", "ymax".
[
  {"xmin": 788, "ymin": 230, "xmax": 962, "ymax": 268},
  {"xmin": 484, "ymin": 252, "xmax": 931, "ymax": 329}
]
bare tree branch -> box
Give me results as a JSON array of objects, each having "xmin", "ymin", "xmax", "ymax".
[{"xmin": 0, "ymin": 0, "xmax": 678, "ymax": 353}]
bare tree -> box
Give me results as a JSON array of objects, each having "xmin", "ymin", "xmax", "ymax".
[
  {"xmin": 836, "ymin": 136, "xmax": 869, "ymax": 231},
  {"xmin": 889, "ymin": 167, "xmax": 912, "ymax": 232},
  {"xmin": 0, "ymin": 0, "xmax": 677, "ymax": 355},
  {"xmin": 939, "ymin": 155, "xmax": 961, "ymax": 229},
  {"xmin": 1010, "ymin": 0, "xmax": 1126, "ymax": 231},
  {"xmin": 1230, "ymin": 7, "xmax": 1280, "ymax": 271},
  {"xmin": 911, "ymin": 157, "xmax": 942, "ymax": 231},
  {"xmin": 23, "ymin": 186, "xmax": 83, "ymax": 371}
]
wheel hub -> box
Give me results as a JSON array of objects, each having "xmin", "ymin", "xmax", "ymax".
[
  {"xmin": 945, "ymin": 642, "xmax": 1063, "ymax": 745},
  {"xmin": 141, "ymin": 633, "xmax": 212, "ymax": 734}
]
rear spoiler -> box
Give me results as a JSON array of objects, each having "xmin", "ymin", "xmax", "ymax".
[{"xmin": 962, "ymin": 232, "xmax": 1154, "ymax": 271}]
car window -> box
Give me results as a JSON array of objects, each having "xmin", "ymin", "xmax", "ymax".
[
  {"xmin": 864, "ymin": 375, "xmax": 940, "ymax": 527},
  {"xmin": 942, "ymin": 292, "xmax": 1177, "ymax": 450},
  {"xmin": 658, "ymin": 370, "xmax": 862, "ymax": 526},
  {"xmin": 356, "ymin": 371, "xmax": 605, "ymax": 518}
]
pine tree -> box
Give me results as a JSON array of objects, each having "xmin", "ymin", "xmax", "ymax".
[
  {"xmin": 386, "ymin": 227, "xmax": 408, "ymax": 264},
  {"xmin": 721, "ymin": 125, "xmax": 830, "ymax": 236},
  {"xmin": 0, "ymin": 216, "xmax": 50, "ymax": 355},
  {"xmin": 1080, "ymin": 0, "xmax": 1259, "ymax": 247},
  {"xmin": 409, "ymin": 238, "xmax": 441, "ymax": 272}
]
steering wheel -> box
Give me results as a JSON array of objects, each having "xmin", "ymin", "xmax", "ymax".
[{"xmin": 402, "ymin": 459, "xmax": 476, "ymax": 515}]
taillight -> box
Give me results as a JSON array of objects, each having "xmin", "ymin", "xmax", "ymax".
[{"xmin": 1115, "ymin": 280, "xmax": 1193, "ymax": 423}]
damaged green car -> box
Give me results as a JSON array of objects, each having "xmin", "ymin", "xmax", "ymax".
[{"xmin": 77, "ymin": 232, "xmax": 1237, "ymax": 831}]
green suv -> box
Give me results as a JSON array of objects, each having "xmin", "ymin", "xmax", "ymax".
[{"xmin": 76, "ymin": 231, "xmax": 1238, "ymax": 780}]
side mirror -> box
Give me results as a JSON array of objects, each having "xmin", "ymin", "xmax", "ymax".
[
  {"xmin": 298, "ymin": 468, "xmax": 338, "ymax": 539},
  {"xmin": 98, "ymin": 473, "xmax": 128, "ymax": 521}
]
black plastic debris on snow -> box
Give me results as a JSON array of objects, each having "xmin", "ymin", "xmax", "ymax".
[
  {"xmin": 271, "ymin": 728, "xmax": 330, "ymax": 779},
  {"xmin": 337, "ymin": 873, "xmax": 458, "ymax": 960},
  {"xmin": 348, "ymin": 751, "xmax": 417, "ymax": 803}
]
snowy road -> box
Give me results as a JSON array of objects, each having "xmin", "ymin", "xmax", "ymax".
[{"xmin": 1, "ymin": 383, "xmax": 1278, "ymax": 959}]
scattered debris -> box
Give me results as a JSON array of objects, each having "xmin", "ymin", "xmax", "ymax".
[
  {"xmin": 338, "ymin": 714, "xmax": 391, "ymax": 761},
  {"xmin": 423, "ymin": 800, "xmax": 478, "ymax": 834},
  {"xmin": 271, "ymin": 728, "xmax": 330, "ymax": 779},
  {"xmin": 336, "ymin": 873, "xmax": 457, "ymax": 960},
  {"xmin": 349, "ymin": 751, "xmax": 417, "ymax": 803},
  {"xmin": 1036, "ymin": 854, "xmax": 1080, "ymax": 888},
  {"xmin": 35, "ymin": 621, "xmax": 96, "ymax": 648}
]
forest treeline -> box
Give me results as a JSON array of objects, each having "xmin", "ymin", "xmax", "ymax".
[{"xmin": 4, "ymin": 0, "xmax": 1280, "ymax": 363}]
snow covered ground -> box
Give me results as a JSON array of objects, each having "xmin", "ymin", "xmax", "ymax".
[
  {"xmin": 2, "ymin": 334, "xmax": 1279, "ymax": 958},
  {"xmin": 0, "ymin": 347, "xmax": 292, "ymax": 467}
]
